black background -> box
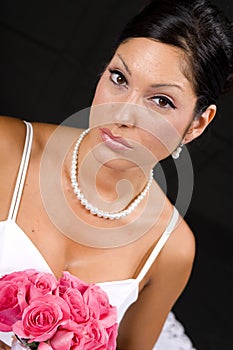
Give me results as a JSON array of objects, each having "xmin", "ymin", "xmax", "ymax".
[{"xmin": 0, "ymin": 1, "xmax": 233, "ymax": 349}]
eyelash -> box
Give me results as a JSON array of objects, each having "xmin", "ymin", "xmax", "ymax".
[
  {"xmin": 109, "ymin": 69, "xmax": 127, "ymax": 86},
  {"xmin": 108, "ymin": 68, "xmax": 177, "ymax": 110},
  {"xmin": 151, "ymin": 96, "xmax": 177, "ymax": 109}
]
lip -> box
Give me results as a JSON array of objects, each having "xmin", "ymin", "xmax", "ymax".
[{"xmin": 100, "ymin": 128, "xmax": 132, "ymax": 151}]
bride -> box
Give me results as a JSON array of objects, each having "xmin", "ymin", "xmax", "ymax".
[{"xmin": 0, "ymin": 0, "xmax": 232, "ymax": 349}]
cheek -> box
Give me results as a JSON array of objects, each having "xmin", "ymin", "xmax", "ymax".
[
  {"xmin": 137, "ymin": 114, "xmax": 183, "ymax": 155},
  {"xmin": 141, "ymin": 133, "xmax": 174, "ymax": 161},
  {"xmin": 150, "ymin": 107, "xmax": 194, "ymax": 145}
]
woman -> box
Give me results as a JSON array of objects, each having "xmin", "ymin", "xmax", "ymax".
[{"xmin": 0, "ymin": 0, "xmax": 232, "ymax": 349}]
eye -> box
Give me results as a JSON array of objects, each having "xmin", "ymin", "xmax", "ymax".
[
  {"xmin": 151, "ymin": 96, "xmax": 176, "ymax": 109},
  {"xmin": 109, "ymin": 69, "xmax": 127, "ymax": 86}
]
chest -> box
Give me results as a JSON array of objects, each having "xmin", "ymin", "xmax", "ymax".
[
  {"xmin": 14, "ymin": 179, "xmax": 158, "ymax": 285},
  {"xmin": 1, "ymin": 146, "xmax": 167, "ymax": 286}
]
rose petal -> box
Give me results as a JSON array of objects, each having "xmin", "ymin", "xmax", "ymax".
[
  {"xmin": 12, "ymin": 294, "xmax": 70, "ymax": 342},
  {"xmin": 50, "ymin": 329, "xmax": 74, "ymax": 350},
  {"xmin": 38, "ymin": 342, "xmax": 53, "ymax": 350},
  {"xmin": 58, "ymin": 272, "xmax": 89, "ymax": 295}
]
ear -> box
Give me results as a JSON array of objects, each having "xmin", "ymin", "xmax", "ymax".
[{"xmin": 183, "ymin": 104, "xmax": 217, "ymax": 144}]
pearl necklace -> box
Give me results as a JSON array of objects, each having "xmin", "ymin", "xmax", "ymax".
[{"xmin": 70, "ymin": 129, "xmax": 154, "ymax": 220}]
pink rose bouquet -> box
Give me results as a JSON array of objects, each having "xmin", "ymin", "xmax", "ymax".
[{"xmin": 0, "ymin": 270, "xmax": 118, "ymax": 349}]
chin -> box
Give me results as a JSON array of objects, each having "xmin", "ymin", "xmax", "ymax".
[
  {"xmin": 104, "ymin": 159, "xmax": 138, "ymax": 171},
  {"xmin": 92, "ymin": 149, "xmax": 138, "ymax": 171}
]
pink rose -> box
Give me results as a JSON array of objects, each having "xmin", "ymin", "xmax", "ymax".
[
  {"xmin": 0, "ymin": 270, "xmax": 36, "ymax": 283},
  {"xmin": 0, "ymin": 281, "xmax": 22, "ymax": 331},
  {"xmin": 12, "ymin": 294, "xmax": 70, "ymax": 342},
  {"xmin": 81, "ymin": 319, "xmax": 109, "ymax": 349},
  {"xmin": 61, "ymin": 288, "xmax": 90, "ymax": 324},
  {"xmin": 23, "ymin": 272, "xmax": 59, "ymax": 307},
  {"xmin": 17, "ymin": 271, "xmax": 58, "ymax": 310},
  {"xmin": 58, "ymin": 271, "xmax": 89, "ymax": 295},
  {"xmin": 84, "ymin": 285, "xmax": 117, "ymax": 328},
  {"xmin": 51, "ymin": 319, "xmax": 109, "ymax": 350},
  {"xmin": 0, "ymin": 270, "xmax": 118, "ymax": 349},
  {"xmin": 106, "ymin": 323, "xmax": 118, "ymax": 350},
  {"xmin": 38, "ymin": 342, "xmax": 53, "ymax": 350},
  {"xmin": 0, "ymin": 270, "xmax": 41, "ymax": 331},
  {"xmin": 0, "ymin": 270, "xmax": 57, "ymax": 317},
  {"xmin": 50, "ymin": 320, "xmax": 86, "ymax": 350},
  {"xmin": 28, "ymin": 272, "xmax": 58, "ymax": 296}
]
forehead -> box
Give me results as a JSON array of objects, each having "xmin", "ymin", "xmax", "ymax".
[{"xmin": 113, "ymin": 38, "xmax": 193, "ymax": 90}]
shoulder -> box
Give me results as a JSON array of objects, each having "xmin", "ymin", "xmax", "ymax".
[
  {"xmin": 148, "ymin": 183, "xmax": 195, "ymax": 271},
  {"xmin": 0, "ymin": 115, "xmax": 82, "ymax": 166},
  {"xmin": 147, "ymin": 183, "xmax": 195, "ymax": 271},
  {"xmin": 0, "ymin": 116, "xmax": 27, "ymax": 165},
  {"xmin": 0, "ymin": 116, "xmax": 55, "ymax": 160},
  {"xmin": 162, "ymin": 214, "xmax": 195, "ymax": 275},
  {"xmin": 120, "ymin": 208, "xmax": 195, "ymax": 347},
  {"xmin": 147, "ymin": 210, "xmax": 195, "ymax": 295},
  {"xmin": 135, "ymin": 209, "xmax": 196, "ymax": 322},
  {"xmin": 154, "ymin": 208, "xmax": 195, "ymax": 271},
  {"xmin": 0, "ymin": 115, "xmax": 58, "ymax": 147},
  {"xmin": 0, "ymin": 116, "xmax": 25, "ymax": 145},
  {"xmin": 31, "ymin": 121, "xmax": 84, "ymax": 164}
]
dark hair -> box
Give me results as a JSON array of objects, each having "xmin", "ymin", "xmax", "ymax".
[{"xmin": 115, "ymin": 0, "xmax": 233, "ymax": 117}]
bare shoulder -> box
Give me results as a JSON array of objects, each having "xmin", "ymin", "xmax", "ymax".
[
  {"xmin": 0, "ymin": 116, "xmax": 32, "ymax": 170},
  {"xmin": 0, "ymin": 116, "xmax": 25, "ymax": 150},
  {"xmin": 117, "ymin": 208, "xmax": 195, "ymax": 349},
  {"xmin": 164, "ymin": 213, "xmax": 195, "ymax": 265},
  {"xmin": 135, "ymin": 209, "xmax": 196, "ymax": 327},
  {"xmin": 149, "ymin": 184, "xmax": 195, "ymax": 271},
  {"xmin": 0, "ymin": 115, "xmax": 83, "ymax": 161},
  {"xmin": 31, "ymin": 120, "xmax": 60, "ymax": 151},
  {"xmin": 31, "ymin": 121, "xmax": 84, "ymax": 162},
  {"xmin": 0, "ymin": 116, "xmax": 57, "ymax": 160},
  {"xmin": 155, "ymin": 210, "xmax": 196, "ymax": 276},
  {"xmin": 148, "ymin": 209, "xmax": 195, "ymax": 297}
]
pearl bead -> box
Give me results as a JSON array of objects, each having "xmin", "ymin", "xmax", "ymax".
[{"xmin": 70, "ymin": 129, "xmax": 154, "ymax": 220}]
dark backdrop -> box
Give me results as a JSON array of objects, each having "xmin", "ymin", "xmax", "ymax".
[{"xmin": 0, "ymin": 1, "xmax": 233, "ymax": 349}]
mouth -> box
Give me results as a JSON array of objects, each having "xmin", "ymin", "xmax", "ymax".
[{"xmin": 99, "ymin": 128, "xmax": 133, "ymax": 151}]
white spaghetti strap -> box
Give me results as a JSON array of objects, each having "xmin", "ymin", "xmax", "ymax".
[
  {"xmin": 7, "ymin": 121, "xmax": 33, "ymax": 221},
  {"xmin": 136, "ymin": 207, "xmax": 180, "ymax": 283}
]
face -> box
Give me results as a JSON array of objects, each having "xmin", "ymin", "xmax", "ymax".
[{"xmin": 89, "ymin": 38, "xmax": 197, "ymax": 170}]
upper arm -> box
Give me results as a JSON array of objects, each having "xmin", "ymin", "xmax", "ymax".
[{"xmin": 117, "ymin": 219, "xmax": 195, "ymax": 350}]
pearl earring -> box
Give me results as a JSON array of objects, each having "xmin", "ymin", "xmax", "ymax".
[{"xmin": 172, "ymin": 144, "xmax": 183, "ymax": 159}]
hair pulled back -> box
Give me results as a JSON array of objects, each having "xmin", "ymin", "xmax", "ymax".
[{"xmin": 116, "ymin": 0, "xmax": 233, "ymax": 116}]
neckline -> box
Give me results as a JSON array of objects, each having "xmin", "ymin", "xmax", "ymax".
[
  {"xmin": 0, "ymin": 219, "xmax": 138, "ymax": 286},
  {"xmin": 0, "ymin": 206, "xmax": 179, "ymax": 285}
]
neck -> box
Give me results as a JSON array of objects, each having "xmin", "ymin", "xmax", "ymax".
[
  {"xmin": 72, "ymin": 129, "xmax": 153, "ymax": 215},
  {"xmin": 79, "ymin": 153, "xmax": 152, "ymax": 213}
]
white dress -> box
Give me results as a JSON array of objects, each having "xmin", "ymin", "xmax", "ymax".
[{"xmin": 0, "ymin": 122, "xmax": 196, "ymax": 349}]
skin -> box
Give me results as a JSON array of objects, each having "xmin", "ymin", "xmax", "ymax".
[{"xmin": 0, "ymin": 38, "xmax": 216, "ymax": 350}]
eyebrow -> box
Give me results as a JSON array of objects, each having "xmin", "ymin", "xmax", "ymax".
[
  {"xmin": 116, "ymin": 54, "xmax": 184, "ymax": 92},
  {"xmin": 117, "ymin": 54, "xmax": 132, "ymax": 76},
  {"xmin": 151, "ymin": 83, "xmax": 184, "ymax": 91}
]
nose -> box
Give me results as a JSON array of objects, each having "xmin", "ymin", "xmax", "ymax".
[
  {"xmin": 112, "ymin": 93, "xmax": 141, "ymax": 128},
  {"xmin": 113, "ymin": 104, "xmax": 135, "ymax": 127}
]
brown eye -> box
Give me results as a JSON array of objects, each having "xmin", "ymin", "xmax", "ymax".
[
  {"xmin": 116, "ymin": 74, "xmax": 125, "ymax": 85},
  {"xmin": 158, "ymin": 97, "xmax": 168, "ymax": 107},
  {"xmin": 151, "ymin": 96, "xmax": 176, "ymax": 109},
  {"xmin": 109, "ymin": 69, "xmax": 127, "ymax": 86}
]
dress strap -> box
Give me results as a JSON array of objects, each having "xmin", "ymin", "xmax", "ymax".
[
  {"xmin": 7, "ymin": 121, "xmax": 33, "ymax": 221},
  {"xmin": 135, "ymin": 207, "xmax": 180, "ymax": 283}
]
